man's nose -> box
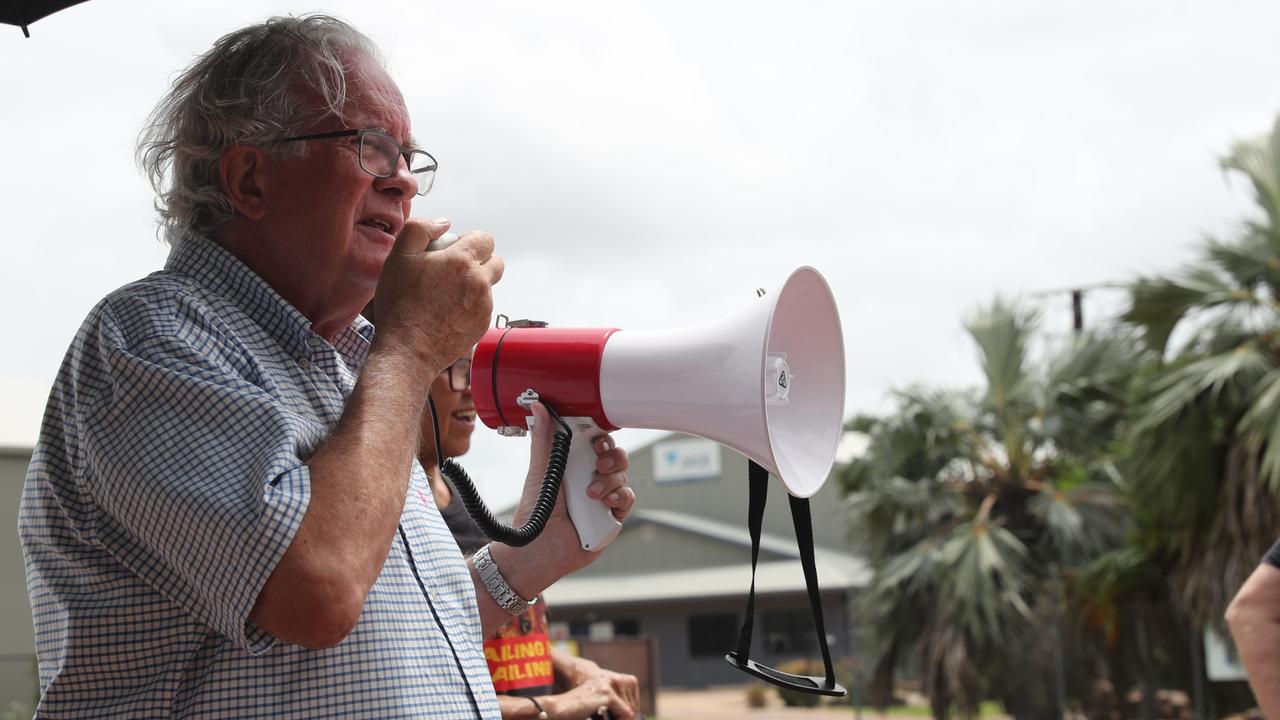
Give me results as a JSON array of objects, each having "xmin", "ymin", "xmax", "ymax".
[{"xmin": 375, "ymin": 158, "xmax": 419, "ymax": 197}]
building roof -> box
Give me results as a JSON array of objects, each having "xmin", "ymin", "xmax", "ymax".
[
  {"xmin": 633, "ymin": 508, "xmax": 831, "ymax": 559},
  {"xmin": 543, "ymin": 508, "xmax": 869, "ymax": 608}
]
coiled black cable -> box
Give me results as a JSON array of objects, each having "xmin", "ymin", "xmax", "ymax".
[{"xmin": 427, "ymin": 392, "xmax": 573, "ymax": 547}]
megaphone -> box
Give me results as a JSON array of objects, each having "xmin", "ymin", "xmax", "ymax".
[{"xmin": 471, "ymin": 266, "xmax": 846, "ymax": 552}]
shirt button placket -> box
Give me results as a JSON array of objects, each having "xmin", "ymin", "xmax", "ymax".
[{"xmin": 301, "ymin": 336, "xmax": 322, "ymax": 370}]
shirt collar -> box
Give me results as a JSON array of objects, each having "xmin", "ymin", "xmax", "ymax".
[{"xmin": 165, "ymin": 235, "xmax": 372, "ymax": 368}]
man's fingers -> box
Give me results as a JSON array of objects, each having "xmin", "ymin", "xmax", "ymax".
[
  {"xmin": 440, "ymin": 232, "xmax": 502, "ymax": 285},
  {"xmin": 586, "ymin": 470, "xmax": 628, "ymax": 500},
  {"xmin": 595, "ymin": 447, "xmax": 628, "ymax": 474},
  {"xmin": 485, "ymin": 253, "xmax": 505, "ymax": 286},
  {"xmin": 608, "ymin": 697, "xmax": 636, "ymax": 720},
  {"xmin": 393, "ymin": 217, "xmax": 451, "ymax": 255},
  {"xmin": 607, "ymin": 487, "xmax": 636, "ymax": 520},
  {"xmin": 612, "ymin": 673, "xmax": 640, "ymax": 710},
  {"xmin": 451, "ymin": 231, "xmax": 495, "ymax": 261}
]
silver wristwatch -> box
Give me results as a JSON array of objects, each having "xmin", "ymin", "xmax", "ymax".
[{"xmin": 473, "ymin": 544, "xmax": 537, "ymax": 616}]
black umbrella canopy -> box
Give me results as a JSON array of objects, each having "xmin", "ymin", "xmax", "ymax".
[{"xmin": 1, "ymin": 0, "xmax": 91, "ymax": 37}]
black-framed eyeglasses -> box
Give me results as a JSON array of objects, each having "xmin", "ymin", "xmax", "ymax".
[
  {"xmin": 278, "ymin": 128, "xmax": 437, "ymax": 196},
  {"xmin": 445, "ymin": 358, "xmax": 471, "ymax": 392}
]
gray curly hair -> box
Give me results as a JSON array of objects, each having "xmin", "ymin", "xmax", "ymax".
[{"xmin": 137, "ymin": 15, "xmax": 384, "ymax": 245}]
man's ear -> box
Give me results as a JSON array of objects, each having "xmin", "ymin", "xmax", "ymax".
[{"xmin": 219, "ymin": 145, "xmax": 268, "ymax": 221}]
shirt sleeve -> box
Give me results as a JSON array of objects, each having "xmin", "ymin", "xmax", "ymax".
[
  {"xmin": 73, "ymin": 299, "xmax": 317, "ymax": 654},
  {"xmin": 1264, "ymin": 539, "xmax": 1280, "ymax": 569}
]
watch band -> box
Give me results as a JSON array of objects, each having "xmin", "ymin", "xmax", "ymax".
[
  {"xmin": 527, "ymin": 696, "xmax": 548, "ymax": 720},
  {"xmin": 474, "ymin": 544, "xmax": 537, "ymax": 616}
]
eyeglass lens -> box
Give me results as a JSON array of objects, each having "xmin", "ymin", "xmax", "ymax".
[
  {"xmin": 449, "ymin": 359, "xmax": 471, "ymax": 391},
  {"xmin": 359, "ymin": 132, "xmax": 436, "ymax": 196}
]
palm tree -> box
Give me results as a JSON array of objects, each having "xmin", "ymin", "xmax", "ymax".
[
  {"xmin": 841, "ymin": 301, "xmax": 1144, "ymax": 719},
  {"xmin": 1121, "ymin": 117, "xmax": 1280, "ymax": 637}
]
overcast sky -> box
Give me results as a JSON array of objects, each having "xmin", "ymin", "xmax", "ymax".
[{"xmin": 3, "ymin": 1, "xmax": 1278, "ymax": 508}]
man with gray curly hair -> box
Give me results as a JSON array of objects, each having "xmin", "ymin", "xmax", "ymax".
[{"xmin": 19, "ymin": 14, "xmax": 635, "ymax": 719}]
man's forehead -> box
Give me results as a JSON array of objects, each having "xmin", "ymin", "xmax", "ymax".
[{"xmin": 343, "ymin": 54, "xmax": 415, "ymax": 145}]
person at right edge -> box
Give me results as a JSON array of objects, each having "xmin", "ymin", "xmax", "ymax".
[
  {"xmin": 418, "ymin": 354, "xmax": 643, "ymax": 720},
  {"xmin": 1227, "ymin": 540, "xmax": 1280, "ymax": 718}
]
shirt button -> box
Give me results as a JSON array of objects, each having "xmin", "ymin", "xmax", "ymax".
[{"xmin": 300, "ymin": 357, "xmax": 311, "ymax": 369}]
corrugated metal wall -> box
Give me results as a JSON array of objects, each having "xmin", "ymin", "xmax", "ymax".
[{"xmin": 0, "ymin": 450, "xmax": 38, "ymax": 711}]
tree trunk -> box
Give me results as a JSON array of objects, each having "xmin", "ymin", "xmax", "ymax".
[
  {"xmin": 1136, "ymin": 611, "xmax": 1155, "ymax": 720},
  {"xmin": 867, "ymin": 644, "xmax": 898, "ymax": 708}
]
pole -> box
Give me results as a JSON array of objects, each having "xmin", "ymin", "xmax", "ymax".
[
  {"xmin": 1051, "ymin": 566, "xmax": 1067, "ymax": 720},
  {"xmin": 848, "ymin": 591, "xmax": 862, "ymax": 720},
  {"xmin": 1189, "ymin": 627, "xmax": 1206, "ymax": 720},
  {"xmin": 1071, "ymin": 289, "xmax": 1084, "ymax": 334}
]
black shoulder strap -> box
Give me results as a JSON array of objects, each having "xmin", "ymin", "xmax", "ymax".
[{"xmin": 725, "ymin": 461, "xmax": 846, "ymax": 697}]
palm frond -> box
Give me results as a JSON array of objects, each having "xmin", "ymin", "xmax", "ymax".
[
  {"xmin": 1123, "ymin": 269, "xmax": 1244, "ymax": 354},
  {"xmin": 1239, "ymin": 367, "xmax": 1280, "ymax": 489},
  {"xmin": 1130, "ymin": 346, "xmax": 1271, "ymax": 435},
  {"xmin": 937, "ymin": 518, "xmax": 1035, "ymax": 646},
  {"xmin": 856, "ymin": 539, "xmax": 946, "ymax": 663},
  {"xmin": 1075, "ymin": 546, "xmax": 1157, "ymax": 603},
  {"xmin": 1042, "ymin": 330, "xmax": 1148, "ymax": 456},
  {"xmin": 1206, "ymin": 234, "xmax": 1280, "ymax": 296},
  {"xmin": 1125, "ymin": 406, "xmax": 1220, "ymax": 545},
  {"xmin": 844, "ymin": 387, "xmax": 979, "ymax": 485},
  {"xmin": 1029, "ymin": 483, "xmax": 1127, "ymax": 566},
  {"xmin": 965, "ymin": 300, "xmax": 1037, "ymax": 416},
  {"xmin": 1199, "ymin": 319, "xmax": 1275, "ymax": 356},
  {"xmin": 845, "ymin": 477, "xmax": 967, "ymax": 557},
  {"xmin": 1221, "ymin": 116, "xmax": 1280, "ymax": 232}
]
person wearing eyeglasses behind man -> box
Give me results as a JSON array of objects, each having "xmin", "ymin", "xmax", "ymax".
[
  {"xmin": 18, "ymin": 14, "xmax": 634, "ymax": 719},
  {"xmin": 418, "ymin": 358, "xmax": 641, "ymax": 720}
]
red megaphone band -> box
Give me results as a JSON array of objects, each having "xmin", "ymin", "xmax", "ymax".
[{"xmin": 472, "ymin": 326, "xmax": 621, "ymax": 431}]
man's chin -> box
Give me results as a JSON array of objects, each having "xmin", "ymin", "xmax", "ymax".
[{"xmin": 352, "ymin": 252, "xmax": 392, "ymax": 291}]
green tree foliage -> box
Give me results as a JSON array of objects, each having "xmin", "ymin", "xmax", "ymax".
[
  {"xmin": 840, "ymin": 301, "xmax": 1146, "ymax": 719},
  {"xmin": 1122, "ymin": 117, "xmax": 1280, "ymax": 630}
]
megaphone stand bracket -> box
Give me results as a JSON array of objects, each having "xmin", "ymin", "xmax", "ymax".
[{"xmin": 727, "ymin": 461, "xmax": 847, "ymax": 698}]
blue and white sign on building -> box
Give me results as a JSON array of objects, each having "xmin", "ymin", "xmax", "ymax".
[{"xmin": 653, "ymin": 438, "xmax": 722, "ymax": 484}]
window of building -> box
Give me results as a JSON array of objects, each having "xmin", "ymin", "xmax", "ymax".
[
  {"xmin": 688, "ymin": 613, "xmax": 738, "ymax": 657},
  {"xmin": 566, "ymin": 618, "xmax": 640, "ymax": 639},
  {"xmin": 763, "ymin": 609, "xmax": 815, "ymax": 655}
]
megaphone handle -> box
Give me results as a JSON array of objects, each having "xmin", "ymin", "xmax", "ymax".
[{"xmin": 555, "ymin": 416, "xmax": 623, "ymax": 552}]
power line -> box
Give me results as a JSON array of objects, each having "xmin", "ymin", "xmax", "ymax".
[{"xmin": 1029, "ymin": 282, "xmax": 1128, "ymax": 333}]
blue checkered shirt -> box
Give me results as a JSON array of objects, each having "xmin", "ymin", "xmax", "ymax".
[{"xmin": 19, "ymin": 236, "xmax": 502, "ymax": 718}]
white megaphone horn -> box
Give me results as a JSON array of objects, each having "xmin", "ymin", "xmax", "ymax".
[{"xmin": 471, "ymin": 266, "xmax": 846, "ymax": 552}]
